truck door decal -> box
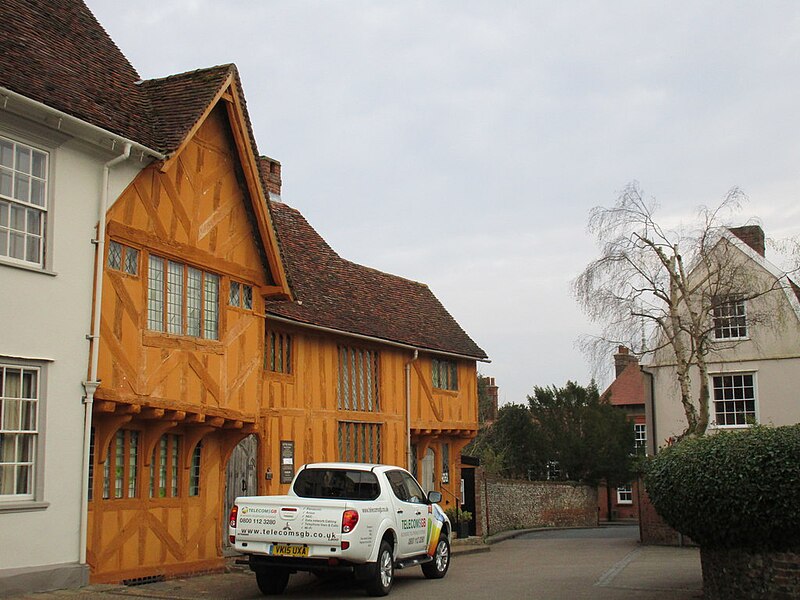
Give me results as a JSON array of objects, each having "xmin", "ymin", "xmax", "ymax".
[{"xmin": 426, "ymin": 504, "xmax": 446, "ymax": 556}]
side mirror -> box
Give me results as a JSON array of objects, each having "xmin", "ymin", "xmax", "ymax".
[{"xmin": 427, "ymin": 491, "xmax": 442, "ymax": 504}]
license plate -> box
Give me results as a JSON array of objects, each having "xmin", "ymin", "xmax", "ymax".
[{"xmin": 271, "ymin": 544, "xmax": 309, "ymax": 557}]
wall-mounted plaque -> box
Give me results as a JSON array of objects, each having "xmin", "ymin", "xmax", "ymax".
[{"xmin": 280, "ymin": 440, "xmax": 295, "ymax": 484}]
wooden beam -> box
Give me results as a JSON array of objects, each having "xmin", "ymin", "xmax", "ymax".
[
  {"xmin": 165, "ymin": 410, "xmax": 187, "ymax": 421},
  {"xmin": 412, "ymin": 361, "xmax": 444, "ymax": 421},
  {"xmin": 185, "ymin": 413, "xmax": 206, "ymax": 423},
  {"xmin": 140, "ymin": 407, "xmax": 165, "ymax": 420},
  {"xmin": 206, "ymin": 417, "xmax": 225, "ymax": 428},
  {"xmin": 223, "ymin": 419, "xmax": 244, "ymax": 430},
  {"xmin": 94, "ymin": 400, "xmax": 116, "ymax": 413}
]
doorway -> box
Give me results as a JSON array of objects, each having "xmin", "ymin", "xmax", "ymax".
[
  {"xmin": 421, "ymin": 448, "xmax": 435, "ymax": 493},
  {"xmin": 223, "ymin": 434, "xmax": 258, "ymax": 549}
]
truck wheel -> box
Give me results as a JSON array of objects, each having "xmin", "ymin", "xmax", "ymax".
[
  {"xmin": 422, "ymin": 537, "xmax": 450, "ymax": 579},
  {"xmin": 255, "ymin": 567, "xmax": 290, "ymax": 595},
  {"xmin": 365, "ymin": 540, "xmax": 394, "ymax": 596}
]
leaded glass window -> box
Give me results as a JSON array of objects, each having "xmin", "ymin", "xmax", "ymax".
[
  {"xmin": 338, "ymin": 421, "xmax": 381, "ymax": 463},
  {"xmin": 432, "ymin": 358, "xmax": 458, "ymax": 391},
  {"xmin": 147, "ymin": 255, "xmax": 219, "ymax": 340},
  {"xmin": 337, "ymin": 346, "xmax": 379, "ymax": 411}
]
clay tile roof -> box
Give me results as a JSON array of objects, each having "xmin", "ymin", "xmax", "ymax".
[
  {"xmin": 0, "ymin": 0, "xmax": 156, "ymax": 147},
  {"xmin": 139, "ymin": 65, "xmax": 235, "ymax": 154},
  {"xmin": 601, "ymin": 362, "xmax": 645, "ymax": 406},
  {"xmin": 265, "ymin": 201, "xmax": 488, "ymax": 360},
  {"xmin": 0, "ymin": 2, "xmax": 251, "ymax": 157}
]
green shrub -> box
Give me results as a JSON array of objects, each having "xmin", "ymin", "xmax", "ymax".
[
  {"xmin": 644, "ymin": 425, "xmax": 800, "ymax": 550},
  {"xmin": 444, "ymin": 506, "xmax": 473, "ymax": 523}
]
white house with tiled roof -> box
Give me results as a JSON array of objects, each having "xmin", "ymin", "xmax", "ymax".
[{"xmin": 643, "ymin": 225, "xmax": 800, "ymax": 447}]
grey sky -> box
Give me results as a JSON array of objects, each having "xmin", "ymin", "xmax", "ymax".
[{"xmin": 86, "ymin": 0, "xmax": 800, "ymax": 404}]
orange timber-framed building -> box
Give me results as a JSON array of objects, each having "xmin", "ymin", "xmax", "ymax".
[{"xmin": 0, "ymin": 1, "xmax": 488, "ymax": 585}]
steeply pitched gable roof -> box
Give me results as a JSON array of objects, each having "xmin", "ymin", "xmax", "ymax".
[
  {"xmin": 140, "ymin": 65, "xmax": 235, "ymax": 154},
  {"xmin": 265, "ymin": 201, "xmax": 488, "ymax": 360},
  {"xmin": 0, "ymin": 0, "xmax": 157, "ymax": 147},
  {"xmin": 601, "ymin": 361, "xmax": 645, "ymax": 406}
]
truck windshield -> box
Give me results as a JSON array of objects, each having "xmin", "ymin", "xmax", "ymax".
[{"xmin": 293, "ymin": 469, "xmax": 381, "ymax": 500}]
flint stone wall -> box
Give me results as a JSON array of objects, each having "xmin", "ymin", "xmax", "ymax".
[{"xmin": 479, "ymin": 475, "xmax": 597, "ymax": 536}]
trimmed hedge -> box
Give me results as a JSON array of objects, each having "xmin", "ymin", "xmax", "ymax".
[{"xmin": 644, "ymin": 425, "xmax": 800, "ymax": 550}]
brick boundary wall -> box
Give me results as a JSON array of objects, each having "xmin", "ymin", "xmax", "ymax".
[
  {"xmin": 701, "ymin": 547, "xmax": 800, "ymax": 600},
  {"xmin": 638, "ymin": 477, "xmax": 696, "ymax": 546},
  {"xmin": 475, "ymin": 472, "xmax": 597, "ymax": 536},
  {"xmin": 639, "ymin": 479, "xmax": 682, "ymax": 546}
]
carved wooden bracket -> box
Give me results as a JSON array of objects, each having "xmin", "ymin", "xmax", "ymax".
[
  {"xmin": 183, "ymin": 426, "xmax": 215, "ymax": 469},
  {"xmin": 142, "ymin": 420, "xmax": 179, "ymax": 466},
  {"xmin": 93, "ymin": 414, "xmax": 134, "ymax": 464}
]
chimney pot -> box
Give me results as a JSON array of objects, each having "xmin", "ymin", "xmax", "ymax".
[{"xmin": 613, "ymin": 345, "xmax": 638, "ymax": 378}]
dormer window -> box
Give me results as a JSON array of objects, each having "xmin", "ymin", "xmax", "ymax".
[{"xmin": 713, "ymin": 297, "xmax": 747, "ymax": 339}]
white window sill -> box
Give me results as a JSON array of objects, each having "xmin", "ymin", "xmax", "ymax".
[
  {"xmin": 0, "ymin": 258, "xmax": 57, "ymax": 276},
  {"xmin": 0, "ymin": 500, "xmax": 50, "ymax": 513}
]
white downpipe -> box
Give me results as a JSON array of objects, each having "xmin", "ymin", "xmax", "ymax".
[
  {"xmin": 405, "ymin": 349, "xmax": 418, "ymax": 471},
  {"xmin": 79, "ymin": 143, "xmax": 132, "ymax": 565}
]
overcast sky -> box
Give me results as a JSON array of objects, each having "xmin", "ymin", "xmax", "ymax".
[{"xmin": 86, "ymin": 0, "xmax": 800, "ymax": 405}]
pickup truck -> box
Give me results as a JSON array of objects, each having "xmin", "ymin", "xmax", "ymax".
[{"xmin": 228, "ymin": 462, "xmax": 452, "ymax": 596}]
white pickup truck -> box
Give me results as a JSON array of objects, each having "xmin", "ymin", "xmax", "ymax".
[{"xmin": 228, "ymin": 462, "xmax": 452, "ymax": 596}]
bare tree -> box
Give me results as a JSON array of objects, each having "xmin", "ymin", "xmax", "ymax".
[{"xmin": 573, "ymin": 182, "xmax": 795, "ymax": 439}]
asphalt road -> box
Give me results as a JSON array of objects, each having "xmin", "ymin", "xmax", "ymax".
[{"xmin": 16, "ymin": 526, "xmax": 704, "ymax": 600}]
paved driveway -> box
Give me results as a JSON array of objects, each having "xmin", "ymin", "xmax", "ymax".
[{"xmin": 15, "ymin": 526, "xmax": 703, "ymax": 600}]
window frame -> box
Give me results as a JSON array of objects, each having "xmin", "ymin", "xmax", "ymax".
[
  {"xmin": 634, "ymin": 423, "xmax": 646, "ymax": 451},
  {"xmin": 150, "ymin": 433, "xmax": 181, "ymax": 499},
  {"xmin": 711, "ymin": 372, "xmax": 758, "ymax": 428},
  {"xmin": 337, "ymin": 345, "xmax": 380, "ymax": 411},
  {"xmin": 267, "ymin": 329, "xmax": 293, "ymax": 375},
  {"xmin": 616, "ymin": 484, "xmax": 633, "ymax": 505},
  {"xmin": 189, "ymin": 441, "xmax": 202, "ymax": 497},
  {"xmin": 229, "ymin": 280, "xmax": 254, "ymax": 311},
  {"xmin": 0, "ymin": 359, "xmax": 47, "ymax": 506},
  {"xmin": 107, "ymin": 239, "xmax": 139, "ymax": 277},
  {"xmin": 712, "ymin": 297, "xmax": 748, "ymax": 340},
  {"xmin": 147, "ymin": 254, "xmax": 220, "ymax": 341},
  {"xmin": 102, "ymin": 428, "xmax": 141, "ymax": 500},
  {"xmin": 432, "ymin": 357, "xmax": 458, "ymax": 391},
  {"xmin": 0, "ymin": 133, "xmax": 51, "ymax": 270},
  {"xmin": 337, "ymin": 421, "xmax": 382, "ymax": 463}
]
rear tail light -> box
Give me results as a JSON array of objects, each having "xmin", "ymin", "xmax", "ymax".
[
  {"xmin": 342, "ymin": 509, "xmax": 359, "ymax": 533},
  {"xmin": 228, "ymin": 505, "xmax": 238, "ymax": 544}
]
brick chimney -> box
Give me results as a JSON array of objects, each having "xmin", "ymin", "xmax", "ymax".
[
  {"xmin": 486, "ymin": 377, "xmax": 499, "ymax": 422},
  {"xmin": 613, "ymin": 346, "xmax": 638, "ymax": 378},
  {"xmin": 729, "ymin": 225, "xmax": 765, "ymax": 257},
  {"xmin": 260, "ymin": 155, "xmax": 282, "ymax": 201}
]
